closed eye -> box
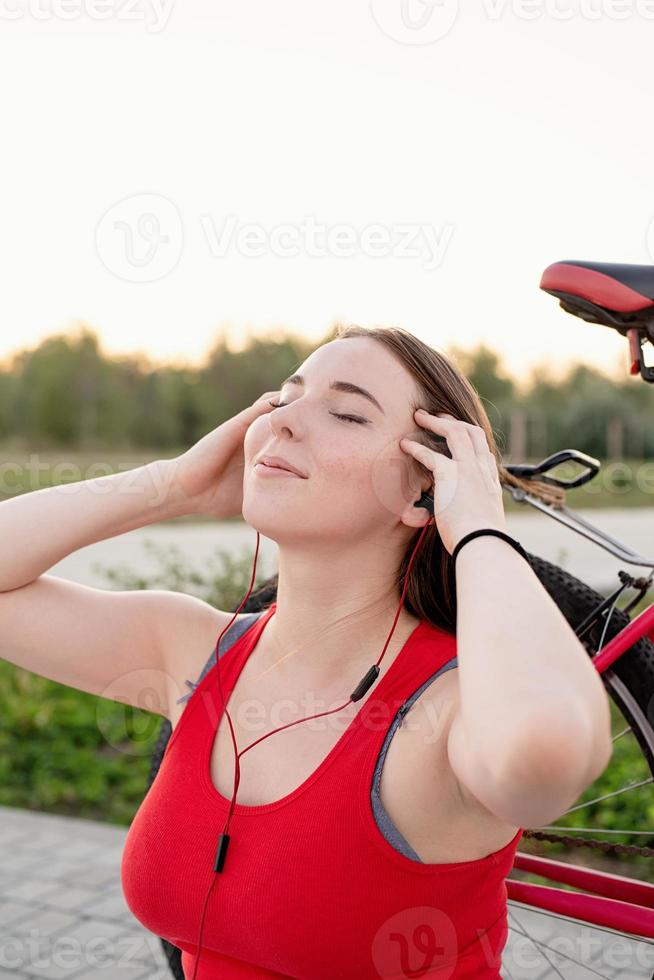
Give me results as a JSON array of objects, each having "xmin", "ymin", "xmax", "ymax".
[{"xmin": 270, "ymin": 401, "xmax": 368, "ymax": 425}]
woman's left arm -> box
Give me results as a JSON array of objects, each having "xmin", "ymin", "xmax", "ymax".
[
  {"xmin": 448, "ymin": 534, "xmax": 613, "ymax": 828},
  {"xmin": 400, "ymin": 408, "xmax": 613, "ymax": 829}
]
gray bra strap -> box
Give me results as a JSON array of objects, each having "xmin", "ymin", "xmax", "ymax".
[
  {"xmin": 370, "ymin": 656, "xmax": 459, "ymax": 862},
  {"xmin": 175, "ymin": 611, "xmax": 265, "ymax": 705}
]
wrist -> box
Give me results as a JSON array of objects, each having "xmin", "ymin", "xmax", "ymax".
[
  {"xmin": 452, "ymin": 526, "xmax": 529, "ymax": 566},
  {"xmin": 451, "ymin": 523, "xmax": 508, "ymax": 553},
  {"xmin": 145, "ymin": 458, "xmax": 195, "ymax": 519}
]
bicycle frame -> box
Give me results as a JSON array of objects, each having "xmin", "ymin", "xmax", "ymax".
[{"xmin": 503, "ymin": 482, "xmax": 654, "ymax": 941}]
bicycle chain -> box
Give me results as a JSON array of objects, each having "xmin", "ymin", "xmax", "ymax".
[{"xmin": 522, "ymin": 828, "xmax": 654, "ymax": 858}]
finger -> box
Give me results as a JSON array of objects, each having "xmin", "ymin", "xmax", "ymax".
[
  {"xmin": 413, "ymin": 411, "xmax": 472, "ymax": 459},
  {"xmin": 436, "ymin": 413, "xmax": 492, "ymax": 456},
  {"xmin": 399, "ymin": 438, "xmax": 450, "ymax": 476},
  {"xmin": 478, "ymin": 452, "xmax": 502, "ymax": 495},
  {"xmin": 242, "ymin": 392, "xmax": 281, "ymax": 420},
  {"xmin": 459, "ymin": 421, "xmax": 492, "ymax": 456}
]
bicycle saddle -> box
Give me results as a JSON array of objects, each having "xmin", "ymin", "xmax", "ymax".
[
  {"xmin": 541, "ymin": 260, "xmax": 654, "ymax": 315},
  {"xmin": 541, "ymin": 259, "xmax": 654, "ymax": 382}
]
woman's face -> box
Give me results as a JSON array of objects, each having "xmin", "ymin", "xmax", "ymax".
[{"xmin": 242, "ymin": 337, "xmax": 431, "ymax": 544}]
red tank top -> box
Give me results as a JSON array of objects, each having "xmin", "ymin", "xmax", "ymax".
[{"xmin": 121, "ymin": 602, "xmax": 523, "ymax": 978}]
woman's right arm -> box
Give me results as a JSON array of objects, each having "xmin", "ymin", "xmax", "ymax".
[
  {"xmin": 0, "ymin": 393, "xmax": 280, "ymax": 716},
  {"xmin": 0, "ymin": 459, "xmax": 225, "ymax": 718},
  {"xmin": 0, "ymin": 459, "xmax": 185, "ymax": 593}
]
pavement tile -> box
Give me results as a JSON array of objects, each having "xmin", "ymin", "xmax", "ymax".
[
  {"xmin": 0, "ymin": 931, "xmax": 35, "ymax": 974},
  {"xmin": 0, "ymin": 827, "xmax": 39, "ymax": 849},
  {"xmin": 0, "ymin": 852, "xmax": 48, "ymax": 875},
  {"xmin": 50, "ymin": 916, "xmax": 127, "ymax": 945},
  {"xmin": 10, "ymin": 907, "xmax": 80, "ymax": 938},
  {"xmin": 114, "ymin": 928, "xmax": 170, "ymax": 966},
  {"xmin": 50, "ymin": 840, "xmax": 102, "ymax": 863},
  {"xmin": 39, "ymin": 886, "xmax": 103, "ymax": 913},
  {"xmin": 82, "ymin": 888, "xmax": 133, "ymax": 922},
  {"xmin": 9, "ymin": 917, "xmax": 130, "ymax": 977},
  {"xmin": 36, "ymin": 859, "xmax": 97, "ymax": 882},
  {"xmin": 63, "ymin": 865, "xmax": 122, "ymax": 890},
  {"xmin": 0, "ymin": 899, "xmax": 34, "ymax": 929},
  {"xmin": 69, "ymin": 969, "xmax": 151, "ymax": 980},
  {"xmin": 2, "ymin": 880, "xmax": 63, "ymax": 904}
]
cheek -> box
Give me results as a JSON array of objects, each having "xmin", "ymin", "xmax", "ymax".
[
  {"xmin": 368, "ymin": 440, "xmax": 420, "ymax": 517},
  {"xmin": 243, "ymin": 417, "xmax": 269, "ymax": 460}
]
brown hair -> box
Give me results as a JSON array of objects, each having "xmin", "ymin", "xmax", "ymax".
[{"xmin": 328, "ymin": 323, "xmax": 564, "ymax": 636}]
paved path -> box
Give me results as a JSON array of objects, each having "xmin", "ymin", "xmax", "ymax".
[
  {"xmin": 45, "ymin": 510, "xmax": 654, "ymax": 597},
  {"xmin": 0, "ymin": 805, "xmax": 169, "ymax": 979},
  {"xmin": 1, "ymin": 804, "xmax": 652, "ymax": 979}
]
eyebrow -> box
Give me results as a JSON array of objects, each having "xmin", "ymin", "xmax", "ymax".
[{"xmin": 280, "ymin": 374, "xmax": 385, "ymax": 415}]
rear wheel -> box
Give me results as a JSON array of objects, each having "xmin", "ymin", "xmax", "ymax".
[
  {"xmin": 504, "ymin": 553, "xmax": 654, "ymax": 980},
  {"xmin": 516, "ymin": 552, "xmax": 654, "ymax": 868}
]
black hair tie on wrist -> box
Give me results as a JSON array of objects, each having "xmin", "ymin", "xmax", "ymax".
[{"xmin": 451, "ymin": 528, "xmax": 530, "ymax": 565}]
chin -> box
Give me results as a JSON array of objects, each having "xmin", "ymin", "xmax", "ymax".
[{"xmin": 241, "ymin": 500, "xmax": 295, "ymax": 537}]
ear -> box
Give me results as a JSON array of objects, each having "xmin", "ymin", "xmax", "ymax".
[{"xmin": 399, "ymin": 479, "xmax": 433, "ymax": 530}]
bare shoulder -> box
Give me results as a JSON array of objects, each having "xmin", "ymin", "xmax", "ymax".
[{"xmin": 155, "ymin": 592, "xmax": 251, "ymax": 720}]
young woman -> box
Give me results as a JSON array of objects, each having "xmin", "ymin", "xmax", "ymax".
[{"xmin": 0, "ymin": 325, "xmax": 612, "ymax": 979}]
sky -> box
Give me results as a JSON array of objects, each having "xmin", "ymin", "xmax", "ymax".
[{"xmin": 1, "ymin": 0, "xmax": 653, "ymax": 392}]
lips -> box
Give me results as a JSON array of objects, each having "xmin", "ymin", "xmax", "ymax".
[{"xmin": 256, "ymin": 454, "xmax": 308, "ymax": 478}]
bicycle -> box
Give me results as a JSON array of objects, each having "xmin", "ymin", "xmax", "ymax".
[{"xmin": 147, "ymin": 259, "xmax": 654, "ymax": 978}]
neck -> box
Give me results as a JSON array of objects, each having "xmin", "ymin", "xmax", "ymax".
[{"xmin": 256, "ymin": 540, "xmax": 422, "ymax": 687}]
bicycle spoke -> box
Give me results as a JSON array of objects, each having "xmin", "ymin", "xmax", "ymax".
[
  {"xmin": 507, "ymin": 910, "xmax": 568, "ymax": 979},
  {"xmin": 507, "ymin": 909, "xmax": 622, "ymax": 979},
  {"xmin": 561, "ymin": 776, "xmax": 653, "ymax": 815},
  {"xmin": 611, "ymin": 724, "xmax": 632, "ymax": 742},
  {"xmin": 507, "ymin": 905, "xmax": 654, "ymax": 980},
  {"xmin": 508, "ymin": 902, "xmax": 654, "ymax": 947}
]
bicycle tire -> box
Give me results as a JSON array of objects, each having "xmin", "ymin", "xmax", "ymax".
[
  {"xmin": 524, "ymin": 551, "xmax": 654, "ymax": 775},
  {"xmin": 145, "ymin": 559, "xmax": 654, "ymax": 978}
]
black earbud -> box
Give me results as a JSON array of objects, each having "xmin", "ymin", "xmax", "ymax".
[{"xmin": 414, "ymin": 490, "xmax": 434, "ymax": 516}]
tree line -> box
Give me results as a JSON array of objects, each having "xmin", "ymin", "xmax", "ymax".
[{"xmin": 0, "ymin": 323, "xmax": 652, "ymax": 461}]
